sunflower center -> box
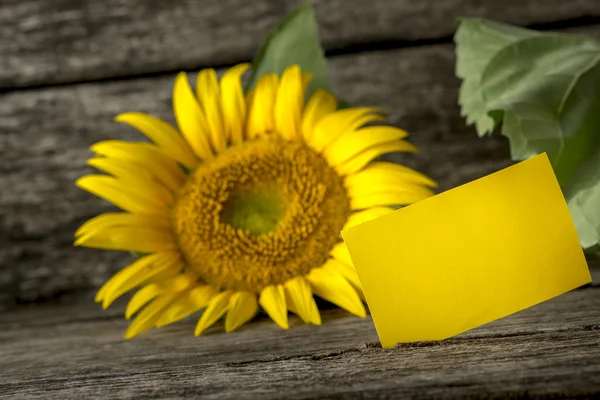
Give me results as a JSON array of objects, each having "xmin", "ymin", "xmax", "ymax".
[
  {"xmin": 171, "ymin": 137, "xmax": 350, "ymax": 293},
  {"xmin": 221, "ymin": 187, "xmax": 287, "ymax": 235}
]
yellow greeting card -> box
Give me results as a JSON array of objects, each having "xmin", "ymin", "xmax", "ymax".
[{"xmin": 342, "ymin": 154, "xmax": 591, "ymax": 348}]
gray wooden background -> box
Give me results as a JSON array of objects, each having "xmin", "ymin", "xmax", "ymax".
[{"xmin": 1, "ymin": 1, "xmax": 599, "ymax": 398}]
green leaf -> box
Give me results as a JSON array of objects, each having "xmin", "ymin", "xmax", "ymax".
[
  {"xmin": 245, "ymin": 3, "xmax": 329, "ymax": 99},
  {"xmin": 454, "ymin": 18, "xmax": 539, "ymax": 136},
  {"xmin": 564, "ymin": 149, "xmax": 600, "ymax": 249},
  {"xmin": 456, "ymin": 18, "xmax": 600, "ymax": 248},
  {"xmin": 337, "ymin": 99, "xmax": 350, "ymax": 109}
]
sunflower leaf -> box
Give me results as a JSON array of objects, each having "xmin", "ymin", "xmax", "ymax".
[
  {"xmin": 455, "ymin": 18, "xmax": 540, "ymax": 136},
  {"xmin": 246, "ymin": 2, "xmax": 329, "ymax": 98},
  {"xmin": 455, "ymin": 18, "xmax": 600, "ymax": 248},
  {"xmin": 337, "ymin": 99, "xmax": 350, "ymax": 110}
]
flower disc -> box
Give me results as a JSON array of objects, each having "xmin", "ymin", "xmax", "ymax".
[
  {"xmin": 172, "ymin": 137, "xmax": 351, "ymax": 292},
  {"xmin": 77, "ymin": 64, "xmax": 435, "ymax": 338}
]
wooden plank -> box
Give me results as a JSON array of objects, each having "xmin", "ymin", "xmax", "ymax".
[
  {"xmin": 1, "ymin": 281, "xmax": 599, "ymax": 398},
  {"xmin": 1, "ymin": 25, "xmax": 599, "ymax": 308},
  {"xmin": 1, "ymin": 0, "xmax": 600, "ymax": 89}
]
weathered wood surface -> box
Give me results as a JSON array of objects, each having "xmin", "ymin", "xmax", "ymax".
[
  {"xmin": 1, "ymin": 0, "xmax": 600, "ymax": 89},
  {"xmin": 1, "ymin": 266, "xmax": 598, "ymax": 399},
  {"xmin": 2, "ymin": 23, "xmax": 600, "ymax": 309}
]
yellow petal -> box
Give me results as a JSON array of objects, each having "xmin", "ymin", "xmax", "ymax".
[
  {"xmin": 100, "ymin": 252, "xmax": 182, "ymax": 309},
  {"xmin": 195, "ymin": 290, "xmax": 233, "ymax": 336},
  {"xmin": 156, "ymin": 285, "xmax": 218, "ymax": 327},
  {"xmin": 114, "ymin": 112, "xmax": 198, "ymax": 169},
  {"xmin": 330, "ymin": 242, "xmax": 353, "ymax": 266},
  {"xmin": 309, "ymin": 295, "xmax": 321, "ymax": 325},
  {"xmin": 323, "ymin": 258, "xmax": 363, "ymax": 297},
  {"xmin": 246, "ymin": 74, "xmax": 279, "ymax": 138},
  {"xmin": 287, "ymin": 292, "xmax": 321, "ymax": 326},
  {"xmin": 342, "ymin": 207, "xmax": 395, "ymax": 231},
  {"xmin": 302, "ymin": 89, "xmax": 337, "ymax": 143},
  {"xmin": 87, "ymin": 158, "xmax": 175, "ymax": 205},
  {"xmin": 275, "ymin": 65, "xmax": 304, "ymax": 141},
  {"xmin": 75, "ymin": 212, "xmax": 170, "ymax": 238},
  {"xmin": 95, "ymin": 277, "xmax": 116, "ymax": 303},
  {"xmin": 225, "ymin": 291, "xmax": 258, "ymax": 333},
  {"xmin": 125, "ymin": 273, "xmax": 196, "ymax": 319},
  {"xmin": 309, "ymin": 108, "xmax": 384, "ymax": 153},
  {"xmin": 346, "ymin": 180, "xmax": 435, "ymax": 200},
  {"xmin": 284, "ymin": 277, "xmax": 320, "ymax": 325},
  {"xmin": 196, "ymin": 68, "xmax": 226, "ymax": 153},
  {"xmin": 351, "ymin": 191, "xmax": 432, "ymax": 210},
  {"xmin": 76, "ymin": 175, "xmax": 165, "ymax": 214},
  {"xmin": 124, "ymin": 293, "xmax": 181, "ymax": 339},
  {"xmin": 335, "ymin": 141, "xmax": 420, "ymax": 176},
  {"xmin": 220, "ymin": 64, "xmax": 250, "ymax": 146},
  {"xmin": 90, "ymin": 141, "xmax": 186, "ymax": 192},
  {"xmin": 327, "ymin": 250, "xmax": 366, "ymax": 300},
  {"xmin": 94, "ymin": 250, "xmax": 178, "ymax": 307},
  {"xmin": 324, "ymin": 126, "xmax": 412, "ymax": 166},
  {"xmin": 75, "ymin": 226, "xmax": 176, "ymax": 253},
  {"xmin": 95, "ymin": 252, "xmax": 164, "ymax": 303},
  {"xmin": 94, "ymin": 280, "xmax": 114, "ymax": 303},
  {"xmin": 173, "ymin": 72, "xmax": 214, "ymax": 160},
  {"xmin": 306, "ymin": 266, "xmax": 366, "ymax": 318},
  {"xmin": 258, "ymin": 284, "xmax": 289, "ymax": 329},
  {"xmin": 348, "ymin": 161, "xmax": 438, "ymax": 188},
  {"xmin": 287, "ymin": 294, "xmax": 321, "ymax": 326},
  {"xmin": 125, "ymin": 285, "xmax": 163, "ymax": 320}
]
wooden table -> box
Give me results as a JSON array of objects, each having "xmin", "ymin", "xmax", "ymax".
[
  {"xmin": 1, "ymin": 0, "xmax": 599, "ymax": 398},
  {"xmin": 1, "ymin": 264, "xmax": 599, "ymax": 398}
]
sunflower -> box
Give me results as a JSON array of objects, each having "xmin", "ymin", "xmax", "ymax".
[{"xmin": 75, "ymin": 64, "xmax": 436, "ymax": 338}]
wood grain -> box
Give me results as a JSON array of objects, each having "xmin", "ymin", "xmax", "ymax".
[
  {"xmin": 2, "ymin": 24, "xmax": 600, "ymax": 309},
  {"xmin": 2, "ymin": 0, "xmax": 600, "ymax": 89},
  {"xmin": 1, "ymin": 271, "xmax": 599, "ymax": 399}
]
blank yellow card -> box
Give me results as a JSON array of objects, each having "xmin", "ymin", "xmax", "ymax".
[{"xmin": 342, "ymin": 154, "xmax": 591, "ymax": 348}]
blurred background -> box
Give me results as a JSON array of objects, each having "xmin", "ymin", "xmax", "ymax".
[{"xmin": 1, "ymin": 0, "xmax": 599, "ymax": 311}]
